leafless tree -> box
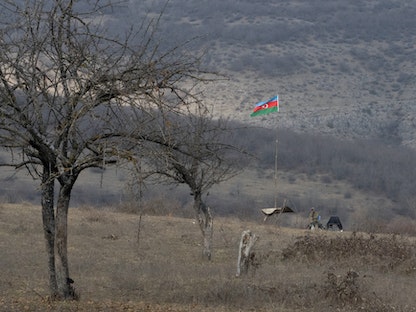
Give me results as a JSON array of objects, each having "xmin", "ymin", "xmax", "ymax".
[
  {"xmin": 0, "ymin": 0, "xmax": 209, "ymax": 299},
  {"xmin": 138, "ymin": 104, "xmax": 246, "ymax": 260}
]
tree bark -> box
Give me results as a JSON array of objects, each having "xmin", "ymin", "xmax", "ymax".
[
  {"xmin": 236, "ymin": 230, "xmax": 258, "ymax": 277},
  {"xmin": 55, "ymin": 181, "xmax": 77, "ymax": 299},
  {"xmin": 41, "ymin": 168, "xmax": 58, "ymax": 298},
  {"xmin": 194, "ymin": 193, "xmax": 213, "ymax": 260}
]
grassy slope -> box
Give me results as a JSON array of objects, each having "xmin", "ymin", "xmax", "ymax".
[{"xmin": 1, "ymin": 203, "xmax": 415, "ymax": 311}]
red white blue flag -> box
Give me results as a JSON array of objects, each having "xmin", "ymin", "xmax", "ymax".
[{"xmin": 250, "ymin": 96, "xmax": 279, "ymax": 117}]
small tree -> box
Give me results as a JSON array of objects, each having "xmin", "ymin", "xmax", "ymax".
[
  {"xmin": 139, "ymin": 105, "xmax": 246, "ymax": 260},
  {"xmin": 0, "ymin": 0, "xmax": 207, "ymax": 299}
]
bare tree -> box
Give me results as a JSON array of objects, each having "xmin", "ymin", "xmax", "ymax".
[
  {"xmin": 138, "ymin": 105, "xmax": 246, "ymax": 260},
  {"xmin": 0, "ymin": 0, "xmax": 207, "ymax": 299}
]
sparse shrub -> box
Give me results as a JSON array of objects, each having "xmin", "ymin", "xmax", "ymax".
[
  {"xmin": 324, "ymin": 269, "xmax": 362, "ymax": 304},
  {"xmin": 323, "ymin": 269, "xmax": 398, "ymax": 311},
  {"xmin": 281, "ymin": 233, "xmax": 414, "ymax": 271},
  {"xmin": 386, "ymin": 217, "xmax": 416, "ymax": 236}
]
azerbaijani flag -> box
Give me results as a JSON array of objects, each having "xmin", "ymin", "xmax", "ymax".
[{"xmin": 250, "ymin": 95, "xmax": 279, "ymax": 117}]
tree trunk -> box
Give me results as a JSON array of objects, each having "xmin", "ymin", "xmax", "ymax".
[
  {"xmin": 55, "ymin": 182, "xmax": 77, "ymax": 299},
  {"xmin": 41, "ymin": 168, "xmax": 58, "ymax": 298},
  {"xmin": 236, "ymin": 230, "xmax": 258, "ymax": 277},
  {"xmin": 194, "ymin": 193, "xmax": 213, "ymax": 260}
]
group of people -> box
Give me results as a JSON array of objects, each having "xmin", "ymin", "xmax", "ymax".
[{"xmin": 308, "ymin": 207, "xmax": 343, "ymax": 231}]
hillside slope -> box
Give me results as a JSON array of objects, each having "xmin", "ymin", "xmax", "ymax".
[{"xmin": 123, "ymin": 0, "xmax": 416, "ymax": 148}]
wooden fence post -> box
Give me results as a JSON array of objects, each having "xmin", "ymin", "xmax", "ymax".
[{"xmin": 236, "ymin": 230, "xmax": 258, "ymax": 277}]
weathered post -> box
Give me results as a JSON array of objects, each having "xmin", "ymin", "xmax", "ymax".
[{"xmin": 236, "ymin": 230, "xmax": 258, "ymax": 277}]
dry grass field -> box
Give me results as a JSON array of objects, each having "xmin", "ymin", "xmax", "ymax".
[{"xmin": 1, "ymin": 203, "xmax": 416, "ymax": 312}]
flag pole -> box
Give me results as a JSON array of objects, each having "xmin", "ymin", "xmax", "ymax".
[{"xmin": 274, "ymin": 95, "xmax": 278, "ymax": 209}]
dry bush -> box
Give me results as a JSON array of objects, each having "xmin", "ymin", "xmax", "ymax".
[
  {"xmin": 280, "ymin": 232, "xmax": 414, "ymax": 271},
  {"xmin": 324, "ymin": 269, "xmax": 362, "ymax": 304},
  {"xmin": 264, "ymin": 232, "xmax": 416, "ymax": 311},
  {"xmin": 322, "ymin": 269, "xmax": 395, "ymax": 312},
  {"xmin": 386, "ymin": 216, "xmax": 416, "ymax": 236}
]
